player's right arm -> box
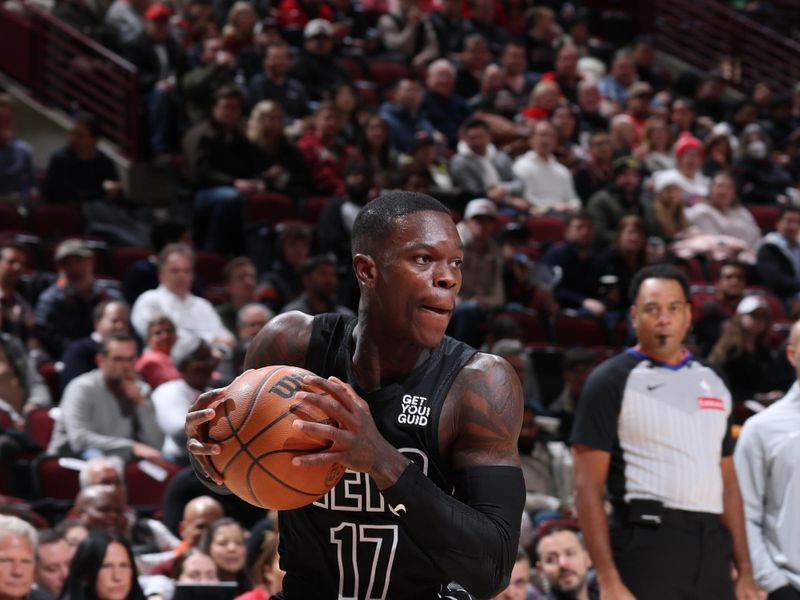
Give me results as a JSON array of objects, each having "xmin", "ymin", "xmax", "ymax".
[
  {"xmin": 573, "ymin": 446, "xmax": 635, "ymax": 600},
  {"xmin": 185, "ymin": 311, "xmax": 314, "ymax": 485}
]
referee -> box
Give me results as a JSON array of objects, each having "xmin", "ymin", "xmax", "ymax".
[{"xmin": 572, "ymin": 265, "xmax": 764, "ymax": 599}]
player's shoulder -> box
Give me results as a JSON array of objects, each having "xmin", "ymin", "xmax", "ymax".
[
  {"xmin": 244, "ymin": 310, "xmax": 315, "ymax": 370},
  {"xmin": 453, "ymin": 352, "xmax": 523, "ymax": 411}
]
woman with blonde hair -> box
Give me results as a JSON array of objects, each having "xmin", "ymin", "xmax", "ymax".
[
  {"xmin": 709, "ymin": 296, "xmax": 781, "ymax": 403},
  {"xmin": 246, "ymin": 101, "xmax": 312, "ymax": 197},
  {"xmin": 521, "ymin": 79, "xmax": 560, "ymax": 120},
  {"xmin": 222, "ymin": 1, "xmax": 258, "ymax": 54},
  {"xmin": 652, "ymin": 174, "xmax": 689, "ymax": 242},
  {"xmin": 234, "ymin": 529, "xmax": 284, "ymax": 600},
  {"xmin": 636, "ymin": 115, "xmax": 674, "ymax": 174}
]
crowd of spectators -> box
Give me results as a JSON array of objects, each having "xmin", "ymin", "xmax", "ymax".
[{"xmin": 2, "ymin": 0, "xmax": 800, "ymax": 598}]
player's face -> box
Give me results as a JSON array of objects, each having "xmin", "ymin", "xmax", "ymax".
[
  {"xmin": 630, "ymin": 278, "xmax": 692, "ymax": 360},
  {"xmin": 536, "ymin": 531, "xmax": 591, "ymax": 594},
  {"xmin": 373, "ymin": 211, "xmax": 463, "ymax": 349}
]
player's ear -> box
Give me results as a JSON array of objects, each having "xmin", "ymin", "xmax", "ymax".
[{"xmin": 353, "ymin": 254, "xmax": 377, "ymax": 288}]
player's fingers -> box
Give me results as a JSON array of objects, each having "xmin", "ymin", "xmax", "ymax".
[
  {"xmin": 185, "ymin": 407, "xmax": 218, "ymax": 436},
  {"xmin": 186, "ymin": 437, "xmax": 222, "ymax": 456},
  {"xmin": 292, "ymin": 419, "xmax": 352, "ymax": 445},
  {"xmin": 328, "ymin": 376, "xmax": 369, "ymax": 412},
  {"xmin": 292, "ymin": 452, "xmax": 346, "ymax": 467},
  {"xmin": 302, "ymin": 375, "xmax": 361, "ymax": 414},
  {"xmin": 297, "ymin": 391, "xmax": 358, "ymax": 429},
  {"xmin": 193, "ymin": 388, "xmax": 225, "ymax": 410}
]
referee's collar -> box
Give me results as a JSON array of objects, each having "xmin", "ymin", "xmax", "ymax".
[{"xmin": 627, "ymin": 347, "xmax": 693, "ymax": 370}]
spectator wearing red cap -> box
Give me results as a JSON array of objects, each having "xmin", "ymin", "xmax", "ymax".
[
  {"xmin": 123, "ymin": 2, "xmax": 187, "ymax": 157},
  {"xmin": 652, "ymin": 132, "xmax": 709, "ymax": 205}
]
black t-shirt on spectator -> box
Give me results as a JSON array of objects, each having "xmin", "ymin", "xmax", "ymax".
[{"xmin": 43, "ymin": 146, "xmax": 119, "ymax": 204}]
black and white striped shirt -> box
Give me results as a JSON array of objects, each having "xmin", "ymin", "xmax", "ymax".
[{"xmin": 571, "ymin": 349, "xmax": 734, "ymax": 514}]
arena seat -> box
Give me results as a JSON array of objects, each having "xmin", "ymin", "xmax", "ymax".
[
  {"xmin": 302, "ymin": 196, "xmax": 332, "ymax": 224},
  {"xmin": 553, "ymin": 312, "xmax": 608, "ymax": 347},
  {"xmin": 526, "ymin": 216, "xmax": 566, "ymax": 245},
  {"xmin": 29, "ymin": 205, "xmax": 82, "ymax": 240},
  {"xmin": 33, "ymin": 455, "xmax": 82, "ymax": 501},
  {"xmin": 194, "ymin": 251, "xmax": 228, "ymax": 286},
  {"xmin": 37, "ymin": 362, "xmax": 61, "ymax": 406},
  {"xmin": 747, "ymin": 205, "xmax": 780, "ymax": 235},
  {"xmin": 124, "ymin": 460, "xmax": 182, "ymax": 512},
  {"xmin": 26, "ymin": 408, "xmax": 55, "ymax": 450},
  {"xmin": 248, "ymin": 192, "xmax": 297, "ymax": 224},
  {"xmin": 111, "ymin": 246, "xmax": 153, "ymax": 280},
  {"xmin": 368, "ymin": 61, "xmax": 411, "ymax": 87},
  {"xmin": 0, "ymin": 204, "xmax": 24, "ymax": 231},
  {"xmin": 494, "ymin": 309, "xmax": 548, "ymax": 344}
]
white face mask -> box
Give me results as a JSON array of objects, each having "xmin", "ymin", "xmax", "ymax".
[{"xmin": 747, "ymin": 139, "xmax": 767, "ymax": 160}]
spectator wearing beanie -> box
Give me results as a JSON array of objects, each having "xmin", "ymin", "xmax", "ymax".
[{"xmin": 652, "ymin": 132, "xmax": 709, "ymax": 205}]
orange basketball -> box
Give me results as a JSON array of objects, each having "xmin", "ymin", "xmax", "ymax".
[{"xmin": 203, "ymin": 365, "xmax": 345, "ymax": 510}]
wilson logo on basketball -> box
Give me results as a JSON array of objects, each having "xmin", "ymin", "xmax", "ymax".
[
  {"xmin": 697, "ymin": 396, "xmax": 725, "ymax": 411},
  {"xmin": 269, "ymin": 374, "xmax": 304, "ymax": 399}
]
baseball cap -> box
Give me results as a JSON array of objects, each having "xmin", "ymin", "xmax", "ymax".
[
  {"xmin": 463, "ymin": 198, "xmax": 497, "ymax": 220},
  {"xmin": 674, "ymin": 132, "xmax": 703, "ymax": 159},
  {"xmin": 653, "ymin": 170, "xmax": 684, "ymax": 194},
  {"xmin": 55, "ymin": 239, "xmax": 92, "ymax": 262},
  {"xmin": 145, "ymin": 3, "xmax": 171, "ymax": 21},
  {"xmin": 736, "ymin": 296, "xmax": 769, "ymax": 316},
  {"xmin": 304, "ymin": 18, "xmax": 333, "ymax": 39}
]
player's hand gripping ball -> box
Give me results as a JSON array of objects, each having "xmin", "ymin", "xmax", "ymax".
[{"xmin": 202, "ymin": 365, "xmax": 345, "ymax": 509}]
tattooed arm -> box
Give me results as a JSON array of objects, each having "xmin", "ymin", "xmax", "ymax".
[
  {"xmin": 294, "ymin": 353, "xmax": 525, "ymax": 598},
  {"xmin": 185, "ymin": 312, "xmax": 314, "ymax": 486}
]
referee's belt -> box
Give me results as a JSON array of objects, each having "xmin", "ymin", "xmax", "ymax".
[{"xmin": 612, "ymin": 500, "xmax": 722, "ymax": 530}]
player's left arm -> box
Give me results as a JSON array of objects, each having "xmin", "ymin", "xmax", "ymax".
[
  {"xmin": 720, "ymin": 456, "xmax": 767, "ymax": 600},
  {"xmin": 295, "ymin": 353, "xmax": 525, "ymax": 599}
]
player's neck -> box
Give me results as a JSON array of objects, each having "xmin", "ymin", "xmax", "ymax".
[{"xmin": 351, "ymin": 322, "xmax": 430, "ymax": 392}]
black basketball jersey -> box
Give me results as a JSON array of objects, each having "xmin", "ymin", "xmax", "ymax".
[{"xmin": 278, "ymin": 313, "xmax": 478, "ymax": 600}]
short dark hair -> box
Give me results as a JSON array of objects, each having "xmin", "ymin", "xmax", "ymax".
[
  {"xmin": 565, "ymin": 211, "xmax": 592, "ymax": 227},
  {"xmin": 717, "ymin": 259, "xmax": 747, "ymax": 279},
  {"xmin": 300, "ymin": 253, "xmax": 337, "ymax": 276},
  {"xmin": 100, "ymin": 332, "xmax": 137, "ymax": 355},
  {"xmin": 73, "ymin": 112, "xmax": 102, "ymax": 139},
  {"xmin": 462, "ymin": 117, "xmax": 490, "ymax": 133},
  {"xmin": 628, "ymin": 264, "xmax": 690, "ymax": 304},
  {"xmin": 214, "ymin": 85, "xmax": 245, "ymax": 106},
  {"xmin": 534, "ymin": 523, "xmax": 584, "ymax": 560},
  {"xmin": 778, "ymin": 204, "xmax": 800, "ymax": 220},
  {"xmin": 223, "ymin": 256, "xmax": 255, "ymax": 283},
  {"xmin": 36, "ymin": 529, "xmax": 64, "ymax": 549},
  {"xmin": 351, "ymin": 191, "xmax": 450, "ymax": 256}
]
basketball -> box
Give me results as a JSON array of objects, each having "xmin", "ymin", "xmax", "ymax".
[{"xmin": 203, "ymin": 365, "xmax": 345, "ymax": 510}]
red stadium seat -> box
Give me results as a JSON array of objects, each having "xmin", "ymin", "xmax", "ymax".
[
  {"xmin": 336, "ymin": 56, "xmax": 366, "ymax": 80},
  {"xmin": 33, "ymin": 456, "xmax": 82, "ymax": 501},
  {"xmin": 30, "ymin": 205, "xmax": 82, "ymax": 239},
  {"xmin": 124, "ymin": 460, "xmax": 182, "ymax": 511},
  {"xmin": 37, "ymin": 362, "xmax": 62, "ymax": 406},
  {"xmin": 553, "ymin": 312, "xmax": 608, "ymax": 347},
  {"xmin": 494, "ymin": 310, "xmax": 548, "ymax": 344},
  {"xmin": 368, "ymin": 61, "xmax": 411, "ymax": 87},
  {"xmin": 526, "ymin": 216, "xmax": 566, "ymax": 245},
  {"xmin": 248, "ymin": 192, "xmax": 297, "ymax": 223},
  {"xmin": 303, "ymin": 196, "xmax": 332, "ymax": 224},
  {"xmin": 26, "ymin": 408, "xmax": 55, "ymax": 450},
  {"xmin": 356, "ymin": 81, "xmax": 379, "ymax": 107},
  {"xmin": 111, "ymin": 247, "xmax": 153, "ymax": 280},
  {"xmin": 194, "ymin": 251, "xmax": 228, "ymax": 286},
  {"xmin": 747, "ymin": 205, "xmax": 780, "ymax": 235},
  {"xmin": 0, "ymin": 204, "xmax": 24, "ymax": 231}
]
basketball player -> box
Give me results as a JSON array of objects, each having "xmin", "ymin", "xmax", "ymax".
[{"xmin": 185, "ymin": 192, "xmax": 526, "ymax": 599}]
